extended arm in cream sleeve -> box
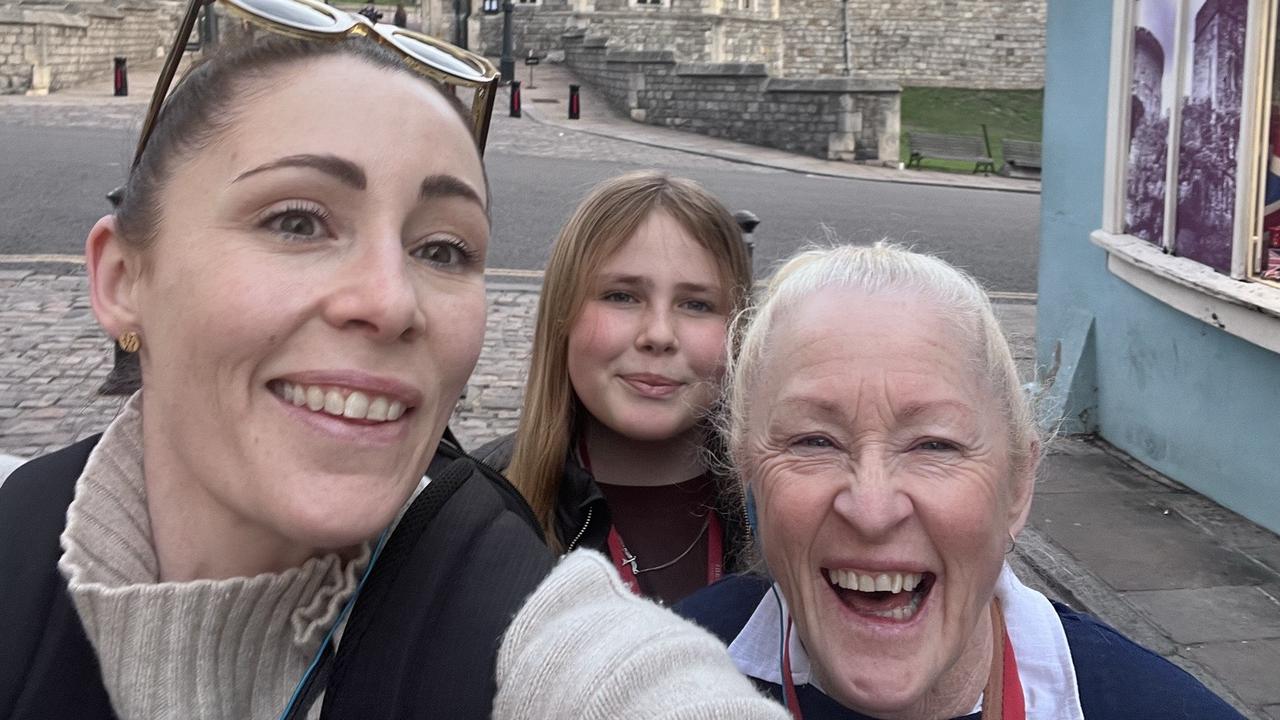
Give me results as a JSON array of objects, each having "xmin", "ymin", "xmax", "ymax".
[{"xmin": 494, "ymin": 550, "xmax": 789, "ymax": 720}]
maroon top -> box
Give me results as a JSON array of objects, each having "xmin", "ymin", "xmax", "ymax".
[{"xmin": 596, "ymin": 474, "xmax": 719, "ymax": 606}]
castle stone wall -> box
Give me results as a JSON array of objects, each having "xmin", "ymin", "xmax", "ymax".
[
  {"xmin": 781, "ymin": 0, "xmax": 1045, "ymax": 88},
  {"xmin": 563, "ymin": 30, "xmax": 900, "ymax": 162},
  {"xmin": 472, "ymin": 7, "xmax": 782, "ymax": 70},
  {"xmin": 0, "ymin": 1, "xmax": 183, "ymax": 94},
  {"xmin": 470, "ymin": 0, "xmax": 1045, "ymax": 90}
]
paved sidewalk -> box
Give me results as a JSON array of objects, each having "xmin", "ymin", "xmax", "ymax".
[
  {"xmin": 1, "ymin": 263, "xmax": 1276, "ymax": 718},
  {"xmin": 509, "ymin": 61, "xmax": 1040, "ymax": 195}
]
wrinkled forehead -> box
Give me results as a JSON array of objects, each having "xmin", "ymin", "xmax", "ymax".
[{"xmin": 752, "ymin": 287, "xmax": 991, "ymax": 413}]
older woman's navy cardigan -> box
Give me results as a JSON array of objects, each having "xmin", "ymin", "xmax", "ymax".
[{"xmin": 676, "ymin": 574, "xmax": 1246, "ymax": 720}]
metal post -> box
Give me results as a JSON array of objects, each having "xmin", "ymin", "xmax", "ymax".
[
  {"xmin": 112, "ymin": 57, "xmax": 127, "ymax": 96},
  {"xmin": 841, "ymin": 0, "xmax": 851, "ymax": 77},
  {"xmin": 453, "ymin": 0, "xmax": 469, "ymax": 49},
  {"xmin": 509, "ymin": 79, "xmax": 522, "ymax": 117},
  {"xmin": 568, "ymin": 83, "xmax": 580, "ymax": 120},
  {"xmin": 201, "ymin": 4, "xmax": 219, "ymax": 48},
  {"xmin": 499, "ymin": 0, "xmax": 515, "ymax": 83},
  {"xmin": 733, "ymin": 210, "xmax": 760, "ymax": 263}
]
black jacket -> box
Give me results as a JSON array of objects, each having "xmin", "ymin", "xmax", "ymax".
[
  {"xmin": 0, "ymin": 435, "xmax": 556, "ymax": 719},
  {"xmin": 475, "ymin": 433, "xmax": 750, "ymax": 571}
]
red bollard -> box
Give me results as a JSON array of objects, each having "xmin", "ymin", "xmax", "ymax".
[
  {"xmin": 510, "ymin": 80, "xmax": 522, "ymax": 118},
  {"xmin": 568, "ymin": 84, "xmax": 580, "ymax": 120},
  {"xmin": 113, "ymin": 57, "xmax": 128, "ymax": 97}
]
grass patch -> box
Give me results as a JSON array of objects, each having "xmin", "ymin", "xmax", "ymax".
[{"xmin": 900, "ymin": 87, "xmax": 1044, "ymax": 174}]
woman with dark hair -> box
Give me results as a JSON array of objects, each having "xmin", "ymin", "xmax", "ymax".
[
  {"xmin": 0, "ymin": 4, "xmax": 787, "ymax": 718},
  {"xmin": 477, "ymin": 171, "xmax": 755, "ymax": 606}
]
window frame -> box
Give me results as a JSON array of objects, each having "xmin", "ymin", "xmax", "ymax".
[{"xmin": 1094, "ymin": 0, "xmax": 1280, "ymax": 350}]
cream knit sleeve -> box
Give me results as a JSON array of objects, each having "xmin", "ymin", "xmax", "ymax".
[{"xmin": 494, "ymin": 550, "xmax": 789, "ymax": 720}]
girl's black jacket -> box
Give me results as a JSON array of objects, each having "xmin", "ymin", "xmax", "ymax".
[{"xmin": 474, "ymin": 433, "xmax": 751, "ymax": 572}]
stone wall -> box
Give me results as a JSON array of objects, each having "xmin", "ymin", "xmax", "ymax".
[
  {"xmin": 462, "ymin": 0, "xmax": 1044, "ymax": 90},
  {"xmin": 0, "ymin": 1, "xmax": 183, "ymax": 94},
  {"xmin": 563, "ymin": 31, "xmax": 900, "ymax": 162},
  {"xmin": 470, "ymin": 4, "xmax": 576, "ymax": 59},
  {"xmin": 468, "ymin": 4, "xmax": 782, "ymax": 71},
  {"xmin": 781, "ymin": 0, "xmax": 1045, "ymax": 89}
]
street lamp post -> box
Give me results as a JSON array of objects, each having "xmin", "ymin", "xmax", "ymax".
[{"xmin": 499, "ymin": 1, "xmax": 515, "ymax": 83}]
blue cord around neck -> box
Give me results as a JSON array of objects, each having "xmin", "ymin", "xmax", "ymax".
[{"xmin": 277, "ymin": 525, "xmax": 392, "ymax": 720}]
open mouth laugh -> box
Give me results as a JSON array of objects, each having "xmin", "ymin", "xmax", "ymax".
[{"xmin": 823, "ymin": 568, "xmax": 936, "ymax": 622}]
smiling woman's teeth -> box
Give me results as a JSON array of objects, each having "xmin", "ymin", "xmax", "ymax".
[
  {"xmin": 275, "ymin": 381, "xmax": 405, "ymax": 422},
  {"xmin": 828, "ymin": 569, "xmax": 927, "ymax": 621},
  {"xmin": 829, "ymin": 569, "xmax": 923, "ymax": 593}
]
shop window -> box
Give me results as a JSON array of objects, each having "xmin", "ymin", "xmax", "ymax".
[
  {"xmin": 1094, "ymin": 0, "xmax": 1280, "ymax": 351},
  {"xmin": 1120, "ymin": 0, "xmax": 1251, "ymax": 274},
  {"xmin": 1256, "ymin": 25, "xmax": 1280, "ymax": 281}
]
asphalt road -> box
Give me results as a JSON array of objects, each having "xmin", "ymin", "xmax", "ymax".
[{"xmin": 0, "ymin": 122, "xmax": 1040, "ymax": 292}]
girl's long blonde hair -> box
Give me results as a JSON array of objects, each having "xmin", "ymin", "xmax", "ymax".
[{"xmin": 508, "ymin": 171, "xmax": 753, "ymax": 550}]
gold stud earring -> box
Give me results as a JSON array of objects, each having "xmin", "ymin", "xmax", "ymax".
[{"xmin": 117, "ymin": 331, "xmax": 141, "ymax": 353}]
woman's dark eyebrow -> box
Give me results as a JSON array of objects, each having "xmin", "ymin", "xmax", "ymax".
[
  {"xmin": 233, "ymin": 154, "xmax": 366, "ymax": 189},
  {"xmin": 420, "ymin": 173, "xmax": 487, "ymax": 210}
]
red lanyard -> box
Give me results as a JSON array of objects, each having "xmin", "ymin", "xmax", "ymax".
[
  {"xmin": 578, "ymin": 437, "xmax": 725, "ymax": 595},
  {"xmin": 779, "ymin": 603, "xmax": 1025, "ymax": 720}
]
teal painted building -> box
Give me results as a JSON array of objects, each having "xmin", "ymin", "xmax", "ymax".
[{"xmin": 1039, "ymin": 0, "xmax": 1280, "ymax": 533}]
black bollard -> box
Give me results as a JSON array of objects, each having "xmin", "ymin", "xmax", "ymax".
[
  {"xmin": 733, "ymin": 210, "xmax": 760, "ymax": 263},
  {"xmin": 510, "ymin": 80, "xmax": 522, "ymax": 118},
  {"xmin": 113, "ymin": 57, "xmax": 128, "ymax": 97},
  {"xmin": 568, "ymin": 84, "xmax": 580, "ymax": 120}
]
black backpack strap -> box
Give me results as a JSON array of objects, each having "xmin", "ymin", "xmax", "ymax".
[
  {"xmin": 331, "ymin": 456, "xmax": 476, "ymax": 656},
  {"xmin": 285, "ymin": 459, "xmax": 476, "ymax": 720},
  {"xmin": 320, "ymin": 456, "xmax": 556, "ymax": 718},
  {"xmin": 429, "ymin": 431, "xmax": 543, "ymax": 544}
]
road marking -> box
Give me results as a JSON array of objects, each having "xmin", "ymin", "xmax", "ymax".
[
  {"xmin": 987, "ymin": 291, "xmax": 1038, "ymax": 302},
  {"xmin": 0, "ymin": 255, "xmax": 1039, "ymax": 302},
  {"xmin": 485, "ymin": 268, "xmax": 544, "ymax": 280},
  {"xmin": 0, "ymin": 253, "xmax": 85, "ymax": 264}
]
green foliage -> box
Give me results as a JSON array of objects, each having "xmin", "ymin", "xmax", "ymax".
[{"xmin": 900, "ymin": 87, "xmax": 1044, "ymax": 173}]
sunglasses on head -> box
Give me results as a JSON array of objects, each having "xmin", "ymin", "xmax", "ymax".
[{"xmin": 134, "ymin": 0, "xmax": 499, "ymax": 167}]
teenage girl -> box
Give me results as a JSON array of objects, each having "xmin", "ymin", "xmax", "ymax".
[{"xmin": 478, "ymin": 171, "xmax": 754, "ymax": 606}]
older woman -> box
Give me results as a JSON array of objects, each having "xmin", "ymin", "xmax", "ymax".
[
  {"xmin": 678, "ymin": 243, "xmax": 1242, "ymax": 719},
  {"xmin": 0, "ymin": 3, "xmax": 786, "ymax": 718}
]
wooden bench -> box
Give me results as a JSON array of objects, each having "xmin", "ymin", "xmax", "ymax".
[
  {"xmin": 1001, "ymin": 138, "xmax": 1042, "ymax": 177},
  {"xmin": 906, "ymin": 132, "xmax": 995, "ymax": 173}
]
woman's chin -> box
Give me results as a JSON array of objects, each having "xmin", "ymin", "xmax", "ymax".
[{"xmin": 275, "ymin": 485, "xmax": 408, "ymax": 550}]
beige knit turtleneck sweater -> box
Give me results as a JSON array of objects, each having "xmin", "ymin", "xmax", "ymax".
[{"xmin": 57, "ymin": 394, "xmax": 369, "ymax": 720}]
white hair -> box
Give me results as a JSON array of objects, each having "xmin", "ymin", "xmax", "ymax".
[{"xmin": 724, "ymin": 242, "xmax": 1039, "ymax": 480}]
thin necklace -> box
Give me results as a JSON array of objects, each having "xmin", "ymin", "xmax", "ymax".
[{"xmin": 616, "ymin": 517, "xmax": 710, "ymax": 575}]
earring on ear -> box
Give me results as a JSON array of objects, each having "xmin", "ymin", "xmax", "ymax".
[
  {"xmin": 117, "ymin": 331, "xmax": 141, "ymax": 353},
  {"xmin": 1006, "ymin": 531, "xmax": 1017, "ymax": 555}
]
